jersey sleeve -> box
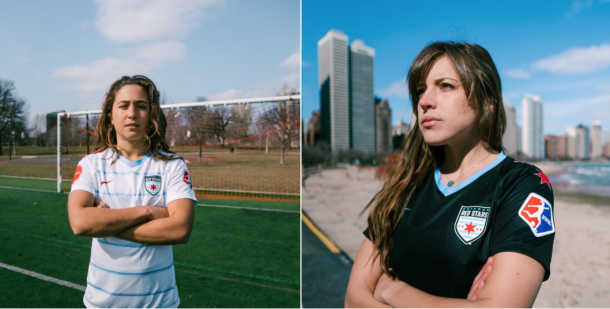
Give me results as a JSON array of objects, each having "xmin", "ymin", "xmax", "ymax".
[
  {"xmin": 70, "ymin": 156, "xmax": 96, "ymax": 196},
  {"xmin": 166, "ymin": 159, "xmax": 197, "ymax": 205},
  {"xmin": 489, "ymin": 165, "xmax": 555, "ymax": 281}
]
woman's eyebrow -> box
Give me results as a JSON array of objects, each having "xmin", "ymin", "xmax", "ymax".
[
  {"xmin": 117, "ymin": 100, "xmax": 149, "ymax": 104},
  {"xmin": 434, "ymin": 77, "xmax": 459, "ymax": 84}
]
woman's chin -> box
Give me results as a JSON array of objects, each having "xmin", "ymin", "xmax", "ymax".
[
  {"xmin": 422, "ymin": 135, "xmax": 449, "ymax": 147},
  {"xmin": 116, "ymin": 134, "xmax": 146, "ymax": 144}
]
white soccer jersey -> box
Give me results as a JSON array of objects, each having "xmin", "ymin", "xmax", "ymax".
[{"xmin": 70, "ymin": 148, "xmax": 197, "ymax": 308}]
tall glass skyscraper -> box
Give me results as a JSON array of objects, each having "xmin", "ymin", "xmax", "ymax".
[
  {"xmin": 318, "ymin": 30, "xmax": 349, "ymax": 153},
  {"xmin": 349, "ymin": 40, "xmax": 375, "ymax": 152},
  {"xmin": 522, "ymin": 94, "xmax": 544, "ymax": 160},
  {"xmin": 318, "ymin": 30, "xmax": 376, "ymax": 154}
]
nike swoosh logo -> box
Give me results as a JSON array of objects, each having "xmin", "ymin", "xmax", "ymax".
[
  {"xmin": 405, "ymin": 208, "xmax": 412, "ymax": 211},
  {"xmin": 101, "ymin": 180, "xmax": 113, "ymax": 185}
]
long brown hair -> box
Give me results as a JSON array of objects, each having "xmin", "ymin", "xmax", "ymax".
[
  {"xmin": 92, "ymin": 75, "xmax": 177, "ymax": 162},
  {"xmin": 364, "ymin": 42, "xmax": 506, "ymax": 277}
]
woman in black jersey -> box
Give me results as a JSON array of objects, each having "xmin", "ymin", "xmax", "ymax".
[{"xmin": 345, "ymin": 42, "xmax": 555, "ymax": 307}]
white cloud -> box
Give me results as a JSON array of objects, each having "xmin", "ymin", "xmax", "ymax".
[
  {"xmin": 531, "ymin": 44, "xmax": 610, "ymax": 74},
  {"xmin": 279, "ymin": 51, "xmax": 300, "ymax": 70},
  {"xmin": 505, "ymin": 69, "xmax": 531, "ymax": 79},
  {"xmin": 566, "ymin": 0, "xmax": 593, "ymax": 17},
  {"xmin": 598, "ymin": 84, "xmax": 610, "ymax": 92},
  {"xmin": 207, "ymin": 72, "xmax": 300, "ymax": 101},
  {"xmin": 95, "ymin": 0, "xmax": 222, "ymax": 44},
  {"xmin": 52, "ymin": 41, "xmax": 185, "ymax": 91},
  {"xmin": 380, "ymin": 79, "xmax": 409, "ymax": 98},
  {"xmin": 545, "ymin": 94, "xmax": 610, "ymax": 130},
  {"xmin": 16, "ymin": 55, "xmax": 29, "ymax": 63}
]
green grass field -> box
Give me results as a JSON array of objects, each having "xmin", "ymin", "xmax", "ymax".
[{"xmin": 0, "ymin": 177, "xmax": 300, "ymax": 308}]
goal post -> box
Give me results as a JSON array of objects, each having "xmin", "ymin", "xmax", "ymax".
[{"xmin": 56, "ymin": 95, "xmax": 301, "ymax": 202}]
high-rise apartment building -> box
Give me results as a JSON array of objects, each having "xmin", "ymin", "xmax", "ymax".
[
  {"xmin": 590, "ymin": 120, "xmax": 602, "ymax": 160},
  {"xmin": 556, "ymin": 135, "xmax": 567, "ymax": 159},
  {"xmin": 318, "ymin": 30, "xmax": 349, "ymax": 153},
  {"xmin": 502, "ymin": 102, "xmax": 518, "ymax": 156},
  {"xmin": 576, "ymin": 124, "xmax": 590, "ymax": 160},
  {"xmin": 375, "ymin": 98, "xmax": 392, "ymax": 154},
  {"xmin": 566, "ymin": 126, "xmax": 577, "ymax": 160},
  {"xmin": 522, "ymin": 94, "xmax": 544, "ymax": 160},
  {"xmin": 349, "ymin": 40, "xmax": 376, "ymax": 152},
  {"xmin": 545, "ymin": 135, "xmax": 558, "ymax": 160}
]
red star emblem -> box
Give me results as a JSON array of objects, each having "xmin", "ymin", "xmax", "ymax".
[
  {"xmin": 534, "ymin": 170, "xmax": 552, "ymax": 190},
  {"xmin": 464, "ymin": 221, "xmax": 476, "ymax": 235},
  {"xmin": 149, "ymin": 184, "xmax": 157, "ymax": 190}
]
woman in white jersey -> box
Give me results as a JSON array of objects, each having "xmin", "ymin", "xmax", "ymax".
[{"xmin": 68, "ymin": 75, "xmax": 197, "ymax": 308}]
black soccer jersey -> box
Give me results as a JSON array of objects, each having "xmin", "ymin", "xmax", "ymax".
[{"xmin": 364, "ymin": 152, "xmax": 555, "ymax": 299}]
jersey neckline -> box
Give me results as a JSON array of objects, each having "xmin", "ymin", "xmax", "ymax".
[
  {"xmin": 116, "ymin": 150, "xmax": 151, "ymax": 168},
  {"xmin": 434, "ymin": 151, "xmax": 507, "ymax": 197}
]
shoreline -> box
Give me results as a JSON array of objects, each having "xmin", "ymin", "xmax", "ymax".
[{"xmin": 526, "ymin": 161, "xmax": 610, "ymax": 198}]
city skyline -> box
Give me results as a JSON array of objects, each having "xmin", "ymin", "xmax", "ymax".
[{"xmin": 303, "ymin": 0, "xmax": 610, "ymax": 137}]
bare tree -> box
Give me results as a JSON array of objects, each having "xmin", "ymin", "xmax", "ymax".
[
  {"xmin": 209, "ymin": 106, "xmax": 231, "ymax": 148},
  {"xmin": 0, "ymin": 79, "xmax": 28, "ymax": 155},
  {"xmin": 226, "ymin": 104, "xmax": 251, "ymax": 153},
  {"xmin": 259, "ymin": 87, "xmax": 300, "ymax": 164},
  {"xmin": 30, "ymin": 113, "xmax": 46, "ymax": 146},
  {"xmin": 186, "ymin": 96, "xmax": 212, "ymax": 159}
]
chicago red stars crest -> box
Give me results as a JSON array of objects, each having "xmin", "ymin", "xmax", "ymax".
[
  {"xmin": 454, "ymin": 206, "xmax": 490, "ymax": 244},
  {"xmin": 145, "ymin": 175, "xmax": 162, "ymax": 196}
]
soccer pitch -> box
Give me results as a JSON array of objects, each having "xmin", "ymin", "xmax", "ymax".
[{"xmin": 0, "ymin": 177, "xmax": 300, "ymax": 308}]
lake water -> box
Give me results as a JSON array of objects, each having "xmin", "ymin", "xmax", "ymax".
[
  {"xmin": 550, "ymin": 163, "xmax": 610, "ymax": 187},
  {"xmin": 548, "ymin": 162, "xmax": 610, "ymax": 197}
]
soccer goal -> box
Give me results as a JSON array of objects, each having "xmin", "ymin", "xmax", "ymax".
[{"xmin": 56, "ymin": 95, "xmax": 301, "ymax": 202}]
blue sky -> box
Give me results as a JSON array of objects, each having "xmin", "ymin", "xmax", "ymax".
[
  {"xmin": 302, "ymin": 0, "xmax": 610, "ymax": 137},
  {"xmin": 0, "ymin": 0, "xmax": 299, "ymax": 130}
]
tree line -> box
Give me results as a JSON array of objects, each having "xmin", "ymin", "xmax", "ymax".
[{"xmin": 1, "ymin": 79, "xmax": 301, "ymax": 165}]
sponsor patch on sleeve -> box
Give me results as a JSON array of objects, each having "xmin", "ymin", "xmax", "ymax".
[
  {"xmin": 72, "ymin": 165, "xmax": 82, "ymax": 184},
  {"xmin": 183, "ymin": 170, "xmax": 192, "ymax": 189},
  {"xmin": 518, "ymin": 193, "xmax": 555, "ymax": 237}
]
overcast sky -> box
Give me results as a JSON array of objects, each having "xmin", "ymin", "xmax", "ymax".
[
  {"xmin": 0, "ymin": 0, "xmax": 300, "ymax": 128},
  {"xmin": 302, "ymin": 0, "xmax": 610, "ymax": 136}
]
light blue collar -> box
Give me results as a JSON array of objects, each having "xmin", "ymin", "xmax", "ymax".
[
  {"xmin": 117, "ymin": 151, "xmax": 151, "ymax": 168},
  {"xmin": 434, "ymin": 151, "xmax": 506, "ymax": 197}
]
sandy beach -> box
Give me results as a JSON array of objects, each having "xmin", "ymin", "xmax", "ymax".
[{"xmin": 303, "ymin": 168, "xmax": 610, "ymax": 307}]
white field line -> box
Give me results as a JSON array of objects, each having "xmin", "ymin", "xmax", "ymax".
[
  {"xmin": 196, "ymin": 204, "xmax": 299, "ymax": 213},
  {"xmin": 0, "ymin": 175, "xmax": 69, "ymax": 181},
  {"xmin": 0, "ymin": 262, "xmax": 86, "ymax": 292},
  {"xmin": 0, "ymin": 185, "xmax": 298, "ymax": 213},
  {"xmin": 0, "ymin": 176, "xmax": 299, "ymax": 196},
  {"xmin": 0, "ymin": 185, "xmax": 57, "ymax": 193}
]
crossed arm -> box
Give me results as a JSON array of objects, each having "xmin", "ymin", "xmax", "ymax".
[
  {"xmin": 345, "ymin": 237, "xmax": 545, "ymax": 308},
  {"xmin": 67, "ymin": 190, "xmax": 195, "ymax": 245}
]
